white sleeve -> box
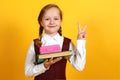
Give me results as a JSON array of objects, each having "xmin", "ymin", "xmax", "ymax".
[
  {"xmin": 69, "ymin": 40, "xmax": 86, "ymax": 71},
  {"xmin": 25, "ymin": 41, "xmax": 49, "ymax": 77}
]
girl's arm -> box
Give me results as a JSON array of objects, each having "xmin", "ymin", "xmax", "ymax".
[
  {"xmin": 69, "ymin": 23, "xmax": 87, "ymax": 71},
  {"xmin": 25, "ymin": 41, "xmax": 48, "ymax": 77},
  {"xmin": 69, "ymin": 40, "xmax": 86, "ymax": 71}
]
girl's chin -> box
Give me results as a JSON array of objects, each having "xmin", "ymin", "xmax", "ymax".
[
  {"xmin": 46, "ymin": 31, "xmax": 58, "ymax": 35},
  {"xmin": 46, "ymin": 29, "xmax": 59, "ymax": 33}
]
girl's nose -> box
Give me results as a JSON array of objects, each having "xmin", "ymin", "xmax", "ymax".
[{"xmin": 50, "ymin": 19, "xmax": 54, "ymax": 24}]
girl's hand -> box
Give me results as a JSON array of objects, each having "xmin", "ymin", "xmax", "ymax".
[
  {"xmin": 44, "ymin": 57, "xmax": 62, "ymax": 68},
  {"xmin": 77, "ymin": 23, "xmax": 87, "ymax": 40}
]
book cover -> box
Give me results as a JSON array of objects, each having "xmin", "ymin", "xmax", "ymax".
[
  {"xmin": 37, "ymin": 50, "xmax": 72, "ymax": 63},
  {"xmin": 40, "ymin": 44, "xmax": 61, "ymax": 54}
]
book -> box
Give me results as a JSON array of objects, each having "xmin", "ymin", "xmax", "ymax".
[
  {"xmin": 37, "ymin": 50, "xmax": 72, "ymax": 63},
  {"xmin": 37, "ymin": 45, "xmax": 72, "ymax": 63},
  {"xmin": 39, "ymin": 50, "xmax": 72, "ymax": 59},
  {"xmin": 40, "ymin": 44, "xmax": 61, "ymax": 54}
]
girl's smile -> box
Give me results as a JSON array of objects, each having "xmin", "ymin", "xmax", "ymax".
[{"xmin": 48, "ymin": 25, "xmax": 56, "ymax": 28}]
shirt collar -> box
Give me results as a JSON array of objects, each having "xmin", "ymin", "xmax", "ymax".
[
  {"xmin": 42, "ymin": 33, "xmax": 61, "ymax": 42},
  {"xmin": 53, "ymin": 33, "xmax": 61, "ymax": 41}
]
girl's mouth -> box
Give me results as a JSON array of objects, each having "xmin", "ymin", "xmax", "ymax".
[{"xmin": 48, "ymin": 26, "xmax": 56, "ymax": 28}]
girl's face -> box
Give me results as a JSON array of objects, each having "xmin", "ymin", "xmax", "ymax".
[{"xmin": 41, "ymin": 7, "xmax": 61, "ymax": 35}]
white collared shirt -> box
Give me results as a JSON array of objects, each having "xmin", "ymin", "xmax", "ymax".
[{"xmin": 25, "ymin": 33, "xmax": 86, "ymax": 77}]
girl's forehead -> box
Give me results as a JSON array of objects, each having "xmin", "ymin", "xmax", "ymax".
[
  {"xmin": 46, "ymin": 7, "xmax": 59, "ymax": 12},
  {"xmin": 44, "ymin": 7, "xmax": 60, "ymax": 16}
]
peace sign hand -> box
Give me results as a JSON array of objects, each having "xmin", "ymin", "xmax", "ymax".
[{"xmin": 77, "ymin": 23, "xmax": 87, "ymax": 40}]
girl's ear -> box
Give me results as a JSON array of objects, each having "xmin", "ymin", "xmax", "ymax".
[{"xmin": 40, "ymin": 21, "xmax": 44, "ymax": 27}]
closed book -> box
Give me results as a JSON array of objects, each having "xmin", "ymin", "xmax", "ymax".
[
  {"xmin": 37, "ymin": 50, "xmax": 72, "ymax": 63},
  {"xmin": 40, "ymin": 44, "xmax": 61, "ymax": 54}
]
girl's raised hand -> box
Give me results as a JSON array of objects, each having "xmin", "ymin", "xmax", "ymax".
[{"xmin": 77, "ymin": 23, "xmax": 87, "ymax": 40}]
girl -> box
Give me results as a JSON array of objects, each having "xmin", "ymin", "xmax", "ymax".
[{"xmin": 25, "ymin": 4, "xmax": 87, "ymax": 80}]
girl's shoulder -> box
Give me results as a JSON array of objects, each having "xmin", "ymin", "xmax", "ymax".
[{"xmin": 63, "ymin": 36, "xmax": 71, "ymax": 42}]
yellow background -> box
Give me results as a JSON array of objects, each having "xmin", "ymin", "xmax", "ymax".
[{"xmin": 0, "ymin": 0, "xmax": 120, "ymax": 80}]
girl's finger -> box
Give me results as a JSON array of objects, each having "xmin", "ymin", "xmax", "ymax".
[
  {"xmin": 44, "ymin": 59, "xmax": 48, "ymax": 62},
  {"xmin": 53, "ymin": 57, "xmax": 62, "ymax": 63},
  {"xmin": 49, "ymin": 57, "xmax": 54, "ymax": 63},
  {"xmin": 78, "ymin": 23, "xmax": 81, "ymax": 33},
  {"xmin": 82, "ymin": 24, "xmax": 87, "ymax": 32}
]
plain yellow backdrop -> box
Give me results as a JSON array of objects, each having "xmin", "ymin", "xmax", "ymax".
[{"xmin": 0, "ymin": 0, "xmax": 120, "ymax": 80}]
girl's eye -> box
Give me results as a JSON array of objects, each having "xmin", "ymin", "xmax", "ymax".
[
  {"xmin": 54, "ymin": 18, "xmax": 59, "ymax": 20},
  {"xmin": 45, "ymin": 18, "xmax": 50, "ymax": 20}
]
